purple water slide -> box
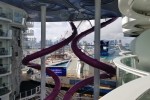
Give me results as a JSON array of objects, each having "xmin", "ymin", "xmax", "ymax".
[
  {"xmin": 63, "ymin": 18, "xmax": 117, "ymax": 100},
  {"xmin": 22, "ymin": 22, "xmax": 77, "ymax": 100}
]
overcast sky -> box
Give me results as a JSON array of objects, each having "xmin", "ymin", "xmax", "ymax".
[{"xmin": 29, "ymin": 17, "xmax": 134, "ymax": 45}]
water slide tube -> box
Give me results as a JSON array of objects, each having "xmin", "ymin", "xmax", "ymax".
[
  {"xmin": 22, "ymin": 22, "xmax": 77, "ymax": 100},
  {"xmin": 63, "ymin": 18, "xmax": 117, "ymax": 100}
]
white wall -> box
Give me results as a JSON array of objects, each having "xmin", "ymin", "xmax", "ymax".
[{"xmin": 135, "ymin": 29, "xmax": 150, "ymax": 72}]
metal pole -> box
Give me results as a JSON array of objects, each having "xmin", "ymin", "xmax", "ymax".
[
  {"xmin": 94, "ymin": 0, "xmax": 101, "ymax": 100},
  {"xmin": 41, "ymin": 5, "xmax": 46, "ymax": 100}
]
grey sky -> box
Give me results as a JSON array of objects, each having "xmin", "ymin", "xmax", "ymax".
[{"xmin": 29, "ymin": 17, "xmax": 134, "ymax": 44}]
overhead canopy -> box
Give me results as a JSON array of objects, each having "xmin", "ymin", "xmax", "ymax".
[{"xmin": 0, "ymin": 0, "xmax": 121, "ymax": 22}]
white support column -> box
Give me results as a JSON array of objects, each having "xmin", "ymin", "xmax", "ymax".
[
  {"xmin": 116, "ymin": 67, "xmax": 120, "ymax": 86},
  {"xmin": 41, "ymin": 5, "xmax": 46, "ymax": 100},
  {"xmin": 94, "ymin": 0, "xmax": 101, "ymax": 100}
]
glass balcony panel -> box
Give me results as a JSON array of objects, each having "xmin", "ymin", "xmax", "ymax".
[
  {"xmin": 122, "ymin": 73, "xmax": 136, "ymax": 83},
  {"xmin": 118, "ymin": 57, "xmax": 140, "ymax": 85},
  {"xmin": 0, "ymin": 8, "xmax": 13, "ymax": 20},
  {"xmin": 0, "ymin": 29, "xmax": 12, "ymax": 37},
  {"xmin": 0, "ymin": 64, "xmax": 10, "ymax": 75},
  {"xmin": 0, "ymin": 47, "xmax": 12, "ymax": 56},
  {"xmin": 121, "ymin": 57, "xmax": 132, "ymax": 67},
  {"xmin": 13, "ymin": 12, "xmax": 24, "ymax": 24},
  {"xmin": 0, "ymin": 85, "xmax": 11, "ymax": 96},
  {"xmin": 118, "ymin": 70, "xmax": 138, "ymax": 85},
  {"xmin": 0, "ymin": 83, "xmax": 9, "ymax": 88},
  {"xmin": 137, "ymin": 89, "xmax": 150, "ymax": 100}
]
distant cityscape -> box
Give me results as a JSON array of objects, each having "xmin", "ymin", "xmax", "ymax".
[{"xmin": 23, "ymin": 36, "xmax": 130, "ymax": 50}]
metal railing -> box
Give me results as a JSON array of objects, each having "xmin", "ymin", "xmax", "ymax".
[{"xmin": 14, "ymin": 86, "xmax": 40, "ymax": 100}]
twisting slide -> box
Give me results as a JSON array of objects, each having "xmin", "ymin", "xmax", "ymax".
[
  {"xmin": 63, "ymin": 18, "xmax": 117, "ymax": 100},
  {"xmin": 22, "ymin": 22, "xmax": 77, "ymax": 100}
]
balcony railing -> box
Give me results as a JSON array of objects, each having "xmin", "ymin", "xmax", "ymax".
[
  {"xmin": 0, "ymin": 11, "xmax": 12, "ymax": 20},
  {"xmin": 100, "ymin": 52, "xmax": 150, "ymax": 100},
  {"xmin": 14, "ymin": 86, "xmax": 40, "ymax": 100},
  {"xmin": 0, "ymin": 29, "xmax": 12, "ymax": 38},
  {"xmin": 0, "ymin": 85, "xmax": 11, "ymax": 96},
  {"xmin": 23, "ymin": 29, "xmax": 34, "ymax": 36},
  {"xmin": 100, "ymin": 76, "xmax": 150, "ymax": 100},
  {"xmin": 0, "ymin": 64, "xmax": 11, "ymax": 75},
  {"xmin": 0, "ymin": 47, "xmax": 12, "ymax": 56},
  {"xmin": 26, "ymin": 22, "xmax": 34, "ymax": 27},
  {"xmin": 0, "ymin": 82, "xmax": 9, "ymax": 88},
  {"xmin": 114, "ymin": 54, "xmax": 150, "ymax": 86}
]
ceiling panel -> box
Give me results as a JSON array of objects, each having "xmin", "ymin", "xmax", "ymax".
[{"xmin": 0, "ymin": 0, "xmax": 121, "ymax": 22}]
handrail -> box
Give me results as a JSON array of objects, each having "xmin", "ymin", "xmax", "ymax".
[
  {"xmin": 100, "ymin": 76, "xmax": 150, "ymax": 100},
  {"xmin": 113, "ymin": 55, "xmax": 150, "ymax": 77},
  {"xmin": 119, "ymin": 50, "xmax": 132, "ymax": 56}
]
